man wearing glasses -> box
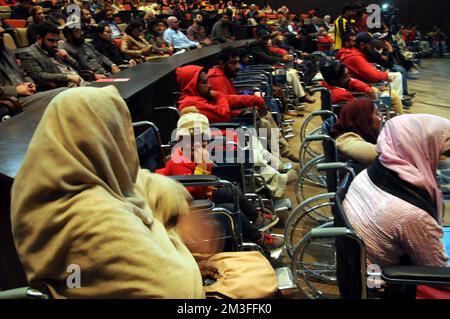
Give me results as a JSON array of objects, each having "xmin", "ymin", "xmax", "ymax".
[{"xmin": 163, "ymin": 16, "xmax": 201, "ymax": 51}]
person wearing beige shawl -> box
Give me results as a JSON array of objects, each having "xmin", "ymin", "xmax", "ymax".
[{"xmin": 10, "ymin": 85, "xmax": 204, "ymax": 299}]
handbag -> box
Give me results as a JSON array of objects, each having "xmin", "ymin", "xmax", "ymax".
[{"xmin": 203, "ymin": 251, "xmax": 278, "ymax": 299}]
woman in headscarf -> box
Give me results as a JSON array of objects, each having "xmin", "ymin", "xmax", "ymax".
[
  {"xmin": 330, "ymin": 98, "xmax": 381, "ymax": 165},
  {"xmin": 10, "ymin": 86, "xmax": 204, "ymax": 298},
  {"xmin": 343, "ymin": 114, "xmax": 450, "ymax": 273}
]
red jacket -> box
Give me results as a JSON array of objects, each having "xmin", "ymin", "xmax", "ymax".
[
  {"xmin": 177, "ymin": 65, "xmax": 233, "ymax": 122},
  {"xmin": 321, "ymin": 78, "xmax": 372, "ymax": 104},
  {"xmin": 207, "ymin": 66, "xmax": 266, "ymax": 107},
  {"xmin": 268, "ymin": 46, "xmax": 288, "ymax": 56},
  {"xmin": 207, "ymin": 67, "xmax": 237, "ymax": 95},
  {"xmin": 317, "ymin": 34, "xmax": 334, "ymax": 51},
  {"xmin": 156, "ymin": 149, "xmax": 212, "ymax": 199},
  {"xmin": 337, "ymin": 47, "xmax": 389, "ymax": 83}
]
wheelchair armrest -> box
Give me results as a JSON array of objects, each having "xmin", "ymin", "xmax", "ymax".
[
  {"xmin": 169, "ymin": 175, "xmax": 220, "ymax": 186},
  {"xmin": 309, "ymin": 86, "xmax": 329, "ymax": 94},
  {"xmin": 310, "ymin": 227, "xmax": 354, "ymax": 238},
  {"xmin": 317, "ymin": 162, "xmax": 356, "ymax": 179},
  {"xmin": 210, "ymin": 123, "xmax": 243, "ymax": 130},
  {"xmin": 0, "ymin": 287, "xmax": 49, "ymax": 299},
  {"xmin": 304, "ymin": 134, "xmax": 335, "ymax": 144},
  {"xmin": 381, "ymin": 266, "xmax": 450, "ymax": 287}
]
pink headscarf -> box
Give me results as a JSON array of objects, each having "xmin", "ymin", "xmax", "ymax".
[{"xmin": 377, "ymin": 114, "xmax": 450, "ymax": 224}]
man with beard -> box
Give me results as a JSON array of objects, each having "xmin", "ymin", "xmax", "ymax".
[
  {"xmin": 187, "ymin": 14, "xmax": 213, "ymax": 46},
  {"xmin": 81, "ymin": 7, "xmax": 98, "ymax": 40},
  {"xmin": 0, "ymin": 25, "xmax": 66, "ymax": 117},
  {"xmin": 63, "ymin": 23, "xmax": 120, "ymax": 79},
  {"xmin": 206, "ymin": 47, "xmax": 299, "ymax": 162},
  {"xmin": 19, "ymin": 22, "xmax": 83, "ymax": 88},
  {"xmin": 211, "ymin": 13, "xmax": 234, "ymax": 43}
]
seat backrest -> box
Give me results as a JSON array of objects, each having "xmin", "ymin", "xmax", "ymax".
[
  {"xmin": 320, "ymin": 89, "xmax": 333, "ymax": 112},
  {"xmin": 133, "ymin": 122, "xmax": 166, "ymax": 172},
  {"xmin": 152, "ymin": 107, "xmax": 180, "ymax": 146},
  {"xmin": 0, "ymin": 11, "xmax": 10, "ymax": 20},
  {"xmin": 3, "ymin": 32, "xmax": 16, "ymax": 50},
  {"xmin": 321, "ymin": 116, "xmax": 340, "ymax": 192},
  {"xmin": 12, "ymin": 27, "xmax": 28, "ymax": 47},
  {"xmin": 4, "ymin": 18, "xmax": 26, "ymax": 28}
]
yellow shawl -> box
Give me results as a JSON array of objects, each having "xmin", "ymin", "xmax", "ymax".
[{"xmin": 10, "ymin": 85, "xmax": 204, "ymax": 298}]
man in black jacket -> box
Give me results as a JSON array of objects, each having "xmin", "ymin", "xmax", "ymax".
[
  {"xmin": 0, "ymin": 25, "xmax": 65, "ymax": 117},
  {"xmin": 93, "ymin": 23, "xmax": 137, "ymax": 68}
]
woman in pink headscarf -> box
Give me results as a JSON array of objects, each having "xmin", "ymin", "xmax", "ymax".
[{"xmin": 342, "ymin": 114, "xmax": 450, "ymax": 297}]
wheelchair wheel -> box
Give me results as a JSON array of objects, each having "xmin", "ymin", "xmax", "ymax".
[
  {"xmin": 295, "ymin": 155, "xmax": 327, "ymax": 204},
  {"xmin": 299, "ymin": 127, "xmax": 325, "ymax": 168},
  {"xmin": 284, "ymin": 192, "xmax": 334, "ymax": 257},
  {"xmin": 299, "ymin": 113, "xmax": 323, "ymax": 143},
  {"xmin": 291, "ymin": 223, "xmax": 339, "ymax": 299}
]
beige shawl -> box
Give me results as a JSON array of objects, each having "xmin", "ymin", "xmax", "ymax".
[{"xmin": 10, "ymin": 85, "xmax": 204, "ymax": 298}]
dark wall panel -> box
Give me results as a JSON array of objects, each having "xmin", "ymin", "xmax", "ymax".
[{"xmin": 223, "ymin": 0, "xmax": 449, "ymax": 36}]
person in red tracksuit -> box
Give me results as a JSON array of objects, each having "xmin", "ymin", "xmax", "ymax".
[
  {"xmin": 176, "ymin": 64, "xmax": 267, "ymax": 123},
  {"xmin": 336, "ymin": 32, "xmax": 406, "ymax": 111},
  {"xmin": 206, "ymin": 47, "xmax": 299, "ymax": 162},
  {"xmin": 319, "ymin": 58, "xmax": 404, "ymax": 114},
  {"xmin": 319, "ymin": 59, "xmax": 375, "ymax": 104}
]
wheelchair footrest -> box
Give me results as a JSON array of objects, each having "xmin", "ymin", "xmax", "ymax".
[
  {"xmin": 275, "ymin": 267, "xmax": 296, "ymax": 295},
  {"xmin": 274, "ymin": 199, "xmax": 292, "ymax": 211}
]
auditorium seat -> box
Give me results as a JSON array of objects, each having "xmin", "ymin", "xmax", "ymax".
[
  {"xmin": 12, "ymin": 28, "xmax": 28, "ymax": 48},
  {"xmin": 3, "ymin": 19, "xmax": 26, "ymax": 28},
  {"xmin": 3, "ymin": 33, "xmax": 17, "ymax": 50}
]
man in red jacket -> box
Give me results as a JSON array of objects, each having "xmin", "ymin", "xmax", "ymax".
[
  {"xmin": 206, "ymin": 48, "xmax": 298, "ymax": 161},
  {"xmin": 319, "ymin": 59, "xmax": 404, "ymax": 114},
  {"xmin": 177, "ymin": 64, "xmax": 266, "ymax": 123},
  {"xmin": 337, "ymin": 32, "xmax": 406, "ymax": 105}
]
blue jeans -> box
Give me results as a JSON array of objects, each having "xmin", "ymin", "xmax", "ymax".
[{"xmin": 391, "ymin": 64, "xmax": 409, "ymax": 95}]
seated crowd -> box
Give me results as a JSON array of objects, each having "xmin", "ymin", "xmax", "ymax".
[{"xmin": 0, "ymin": 0, "xmax": 449, "ymax": 300}]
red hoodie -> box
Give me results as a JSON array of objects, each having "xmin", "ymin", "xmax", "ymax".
[
  {"xmin": 337, "ymin": 47, "xmax": 389, "ymax": 83},
  {"xmin": 177, "ymin": 65, "xmax": 233, "ymax": 123},
  {"xmin": 207, "ymin": 66, "xmax": 266, "ymax": 111},
  {"xmin": 156, "ymin": 149, "xmax": 212, "ymax": 199},
  {"xmin": 317, "ymin": 34, "xmax": 334, "ymax": 51},
  {"xmin": 321, "ymin": 78, "xmax": 372, "ymax": 104},
  {"xmin": 176, "ymin": 65, "xmax": 264, "ymax": 123}
]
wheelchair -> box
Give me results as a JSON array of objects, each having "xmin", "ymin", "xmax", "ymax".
[
  {"xmin": 133, "ymin": 120, "xmax": 269, "ymax": 254},
  {"xmin": 291, "ymin": 165, "xmax": 450, "ymax": 299}
]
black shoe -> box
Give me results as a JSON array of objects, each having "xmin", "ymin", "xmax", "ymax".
[{"xmin": 402, "ymin": 99, "xmax": 413, "ymax": 109}]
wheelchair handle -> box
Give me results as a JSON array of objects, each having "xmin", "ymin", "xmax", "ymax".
[
  {"xmin": 317, "ymin": 162, "xmax": 356, "ymax": 179},
  {"xmin": 304, "ymin": 134, "xmax": 335, "ymax": 144}
]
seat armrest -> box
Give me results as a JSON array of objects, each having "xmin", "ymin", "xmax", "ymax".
[{"xmin": 381, "ymin": 266, "xmax": 450, "ymax": 286}]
